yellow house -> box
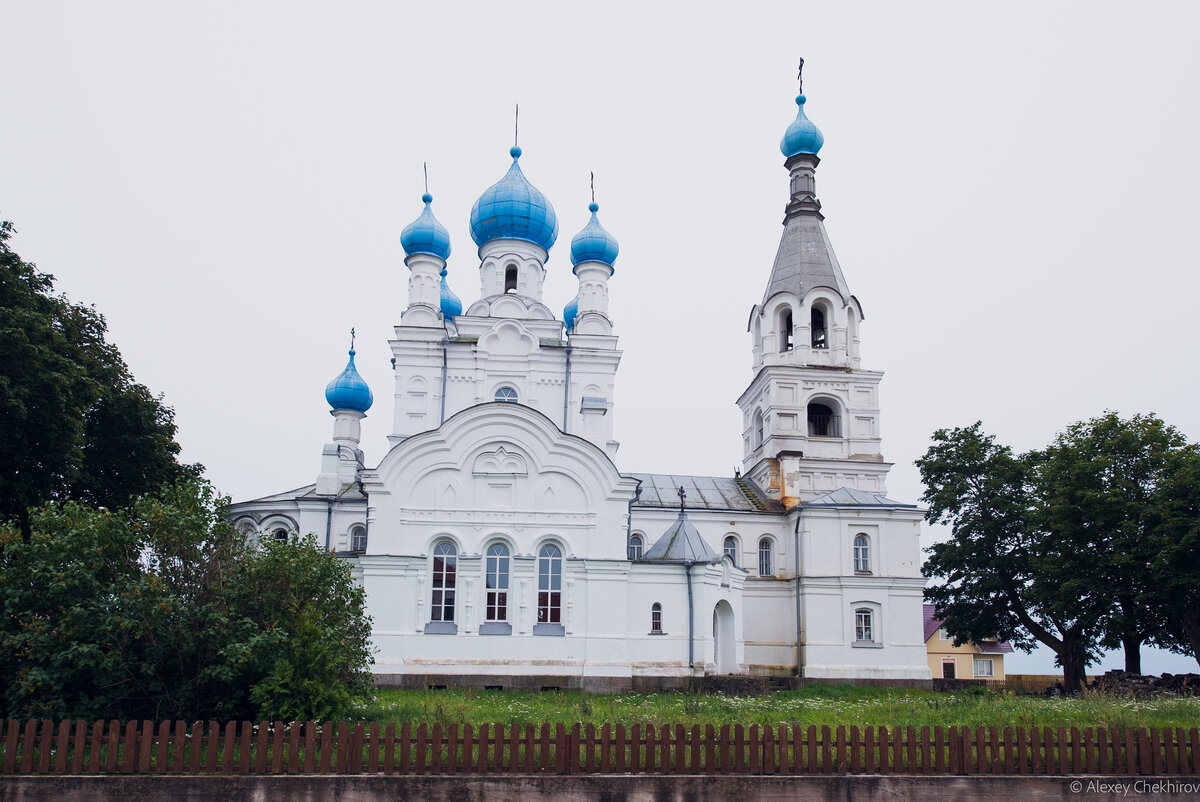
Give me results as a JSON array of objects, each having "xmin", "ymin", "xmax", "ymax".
[{"xmin": 923, "ymin": 604, "xmax": 1013, "ymax": 681}]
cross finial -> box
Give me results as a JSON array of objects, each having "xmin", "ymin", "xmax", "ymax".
[
  {"xmin": 590, "ymin": 171, "xmax": 595, "ymax": 205},
  {"xmin": 423, "ymin": 162, "xmax": 429, "ymax": 195},
  {"xmin": 350, "ymin": 327, "xmax": 356, "ymax": 351},
  {"xmin": 797, "ymin": 57, "xmax": 805, "ymax": 94},
  {"xmin": 514, "ymin": 104, "xmax": 519, "ymax": 148},
  {"xmin": 677, "ymin": 485, "xmax": 687, "ymax": 512}
]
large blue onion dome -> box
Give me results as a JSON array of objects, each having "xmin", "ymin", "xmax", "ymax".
[
  {"xmin": 469, "ymin": 147, "xmax": 558, "ymax": 252},
  {"xmin": 400, "ymin": 193, "xmax": 452, "ymax": 260},
  {"xmin": 570, "ymin": 202, "xmax": 619, "ymax": 269},
  {"xmin": 780, "ymin": 94, "xmax": 824, "ymax": 157},
  {"xmin": 563, "ymin": 294, "xmax": 579, "ymax": 331},
  {"xmin": 325, "ymin": 349, "xmax": 373, "ymax": 413},
  {"xmin": 439, "ymin": 268, "xmax": 462, "ymax": 319}
]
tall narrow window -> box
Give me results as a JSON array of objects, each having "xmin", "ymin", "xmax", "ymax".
[
  {"xmin": 627, "ymin": 534, "xmax": 643, "ymax": 561},
  {"xmin": 758, "ymin": 537, "xmax": 773, "ymax": 577},
  {"xmin": 811, "ymin": 307, "xmax": 827, "ymax": 348},
  {"xmin": 537, "ymin": 544, "xmax": 562, "ymax": 624},
  {"xmin": 853, "ymin": 534, "xmax": 870, "ymax": 573},
  {"xmin": 753, "ymin": 409, "xmax": 764, "ymax": 448},
  {"xmin": 723, "ymin": 536, "xmax": 738, "ymax": 566},
  {"xmin": 494, "ymin": 386, "xmax": 518, "ymax": 403},
  {"xmin": 431, "ymin": 542, "xmax": 457, "ymax": 622},
  {"xmin": 650, "ymin": 603, "xmax": 663, "ymax": 634},
  {"xmin": 504, "ymin": 265, "xmax": 518, "ymax": 293},
  {"xmin": 855, "ymin": 608, "xmax": 874, "ymax": 642},
  {"xmin": 350, "ymin": 526, "xmax": 367, "ymax": 553},
  {"xmin": 485, "ymin": 543, "xmax": 510, "ymax": 622},
  {"xmin": 780, "ymin": 309, "xmax": 794, "ymax": 351},
  {"xmin": 807, "ymin": 402, "xmax": 840, "ymax": 437}
]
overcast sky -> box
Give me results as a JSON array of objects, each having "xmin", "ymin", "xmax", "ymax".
[{"xmin": 4, "ymin": 1, "xmax": 1198, "ymax": 675}]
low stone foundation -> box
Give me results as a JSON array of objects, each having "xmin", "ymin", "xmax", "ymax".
[{"xmin": 372, "ymin": 673, "xmax": 934, "ymax": 694}]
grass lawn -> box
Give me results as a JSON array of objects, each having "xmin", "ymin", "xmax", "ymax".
[{"xmin": 359, "ymin": 685, "xmax": 1200, "ymax": 730}]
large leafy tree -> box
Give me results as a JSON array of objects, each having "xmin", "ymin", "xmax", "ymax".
[
  {"xmin": 1146, "ymin": 446, "xmax": 1200, "ymax": 667},
  {"xmin": 0, "ymin": 478, "xmax": 374, "ymax": 722},
  {"xmin": 0, "ymin": 221, "xmax": 195, "ymax": 536}
]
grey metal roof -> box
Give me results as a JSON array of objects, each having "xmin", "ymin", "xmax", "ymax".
[
  {"xmin": 761, "ymin": 215, "xmax": 851, "ymax": 308},
  {"xmin": 236, "ymin": 482, "xmax": 366, "ymax": 505},
  {"xmin": 629, "ymin": 473, "xmax": 783, "ymax": 514},
  {"xmin": 641, "ymin": 512, "xmax": 722, "ymax": 564},
  {"xmin": 804, "ymin": 487, "xmax": 916, "ymax": 508}
]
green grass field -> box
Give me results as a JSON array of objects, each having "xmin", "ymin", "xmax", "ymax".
[{"xmin": 359, "ymin": 685, "xmax": 1200, "ymax": 730}]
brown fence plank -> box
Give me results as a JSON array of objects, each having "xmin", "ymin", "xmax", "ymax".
[
  {"xmin": 269, "ymin": 722, "xmax": 283, "ymax": 774},
  {"xmin": 906, "ymin": 726, "xmax": 918, "ymax": 773},
  {"xmin": 414, "ymin": 723, "xmax": 427, "ymax": 775},
  {"xmin": 688, "ymin": 725, "xmax": 700, "ymax": 773},
  {"xmin": 285, "ymin": 722, "xmax": 299, "ymax": 775},
  {"xmin": 428, "ymin": 723, "xmax": 441, "ymax": 774},
  {"xmin": 572, "ymin": 724, "xmax": 583, "ymax": 774},
  {"xmin": 70, "ymin": 720, "xmax": 87, "ymax": 774},
  {"xmin": 471, "ymin": 724, "xmax": 484, "ymax": 773},
  {"xmin": 600, "ymin": 724, "xmax": 611, "ymax": 774},
  {"xmin": 836, "ymin": 726, "xmax": 847, "ymax": 774},
  {"xmin": 1165, "ymin": 728, "xmax": 1177, "ymax": 775},
  {"xmin": 52, "ymin": 720, "xmax": 69, "ymax": 774},
  {"xmin": 806, "ymin": 725, "xmax": 818, "ymax": 774},
  {"xmin": 775, "ymin": 725, "xmax": 787, "ymax": 775},
  {"xmin": 399, "ymin": 723, "xmax": 412, "ymax": 775},
  {"xmin": 121, "ymin": 721, "xmax": 139, "ymax": 774},
  {"xmin": 2, "ymin": 720, "xmax": 17, "ymax": 774},
  {"xmin": 1189, "ymin": 728, "xmax": 1199, "ymax": 775},
  {"xmin": 367, "ymin": 721, "xmax": 379, "ymax": 774},
  {"xmin": 88, "ymin": 721, "xmax": 106, "ymax": 774},
  {"xmin": 892, "ymin": 727, "xmax": 903, "ymax": 775},
  {"xmin": 1175, "ymin": 728, "xmax": 1187, "ymax": 775},
  {"xmin": 1085, "ymin": 728, "xmax": 1097, "ymax": 775},
  {"xmin": 553, "ymin": 724, "xmax": 565, "ymax": 775},
  {"xmin": 134, "ymin": 721, "xmax": 151, "ymax": 773},
  {"xmin": 1137, "ymin": 728, "xmax": 1151, "ymax": 775},
  {"xmin": 382, "ymin": 723, "xmax": 396, "ymax": 775},
  {"xmin": 537, "ymin": 723, "xmax": 550, "ymax": 773},
  {"xmin": 1124, "ymin": 728, "xmax": 1136, "ymax": 775},
  {"xmin": 614, "ymin": 724, "xmax": 625, "ymax": 773},
  {"xmin": 21, "ymin": 720, "xmax": 39, "ymax": 773},
  {"xmin": 151, "ymin": 721, "xmax": 168, "ymax": 774},
  {"xmin": 670, "ymin": 724, "xmax": 681, "ymax": 774},
  {"xmin": 747, "ymin": 725, "xmax": 758, "ymax": 775},
  {"xmin": 303, "ymin": 722, "xmax": 316, "ymax": 775},
  {"xmin": 919, "ymin": 726, "xmax": 930, "ymax": 774},
  {"xmin": 1055, "ymin": 727, "xmax": 1068, "ymax": 775},
  {"xmin": 105, "ymin": 721, "xmax": 122, "ymax": 774},
  {"xmin": 934, "ymin": 727, "xmax": 945, "ymax": 774},
  {"xmin": 851, "ymin": 726, "xmax": 862, "ymax": 774},
  {"xmin": 236, "ymin": 721, "xmax": 251, "ymax": 774},
  {"xmin": 35, "ymin": 719, "xmax": 51, "ymax": 774},
  {"xmin": 819, "ymin": 725, "xmax": 831, "ymax": 774},
  {"xmin": 1151, "ymin": 729, "xmax": 1163, "ymax": 775},
  {"xmin": 644, "ymin": 724, "xmax": 656, "ymax": 773},
  {"xmin": 1017, "ymin": 727, "xmax": 1028, "ymax": 774},
  {"xmin": 877, "ymin": 726, "xmax": 889, "ymax": 774},
  {"xmin": 350, "ymin": 722, "xmax": 365, "ymax": 774},
  {"xmin": 220, "ymin": 722, "xmax": 235, "ymax": 773},
  {"xmin": 253, "ymin": 722, "xmax": 268, "ymax": 774}
]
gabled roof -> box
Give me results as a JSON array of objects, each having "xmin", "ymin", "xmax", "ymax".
[
  {"xmin": 923, "ymin": 604, "xmax": 1014, "ymax": 653},
  {"xmin": 630, "ymin": 473, "xmax": 783, "ymax": 514},
  {"xmin": 641, "ymin": 511, "xmax": 722, "ymax": 564},
  {"xmin": 805, "ymin": 487, "xmax": 917, "ymax": 508}
]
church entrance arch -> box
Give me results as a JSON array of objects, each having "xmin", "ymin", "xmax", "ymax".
[{"xmin": 712, "ymin": 600, "xmax": 736, "ymax": 675}]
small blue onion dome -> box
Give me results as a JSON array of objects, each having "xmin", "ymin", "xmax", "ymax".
[
  {"xmin": 563, "ymin": 294, "xmax": 579, "ymax": 331},
  {"xmin": 325, "ymin": 349, "xmax": 373, "ymax": 413},
  {"xmin": 780, "ymin": 94, "xmax": 824, "ymax": 157},
  {"xmin": 469, "ymin": 146, "xmax": 559, "ymax": 252},
  {"xmin": 400, "ymin": 193, "xmax": 452, "ymax": 260},
  {"xmin": 439, "ymin": 268, "xmax": 462, "ymax": 319},
  {"xmin": 570, "ymin": 202, "xmax": 619, "ymax": 268}
]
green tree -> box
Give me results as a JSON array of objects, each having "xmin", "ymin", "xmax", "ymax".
[
  {"xmin": 0, "ymin": 220, "xmax": 195, "ymax": 537},
  {"xmin": 1146, "ymin": 446, "xmax": 1200, "ymax": 668},
  {"xmin": 919, "ymin": 422, "xmax": 1107, "ymax": 690},
  {"xmin": 0, "ymin": 478, "xmax": 373, "ymax": 721}
]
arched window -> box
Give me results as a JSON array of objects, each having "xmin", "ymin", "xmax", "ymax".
[
  {"xmin": 273, "ymin": 529, "xmax": 288, "ymax": 543},
  {"xmin": 853, "ymin": 534, "xmax": 870, "ymax": 573},
  {"xmin": 779, "ymin": 308, "xmax": 794, "ymax": 352},
  {"xmin": 753, "ymin": 409, "xmax": 765, "ymax": 449},
  {"xmin": 807, "ymin": 401, "xmax": 840, "ymax": 437},
  {"xmin": 485, "ymin": 543, "xmax": 510, "ymax": 622},
  {"xmin": 350, "ymin": 525, "xmax": 367, "ymax": 553},
  {"xmin": 494, "ymin": 386, "xmax": 518, "ymax": 403},
  {"xmin": 650, "ymin": 603, "xmax": 663, "ymax": 634},
  {"xmin": 811, "ymin": 306, "xmax": 827, "ymax": 349},
  {"xmin": 855, "ymin": 608, "xmax": 874, "ymax": 642},
  {"xmin": 431, "ymin": 542, "xmax": 457, "ymax": 623},
  {"xmin": 723, "ymin": 536, "xmax": 738, "ymax": 566},
  {"xmin": 627, "ymin": 534, "xmax": 643, "ymax": 561},
  {"xmin": 537, "ymin": 544, "xmax": 562, "ymax": 626},
  {"xmin": 504, "ymin": 265, "xmax": 518, "ymax": 293},
  {"xmin": 758, "ymin": 537, "xmax": 773, "ymax": 577}
]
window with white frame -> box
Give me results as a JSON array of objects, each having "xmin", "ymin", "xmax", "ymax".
[
  {"xmin": 723, "ymin": 536, "xmax": 738, "ymax": 566},
  {"xmin": 431, "ymin": 542, "xmax": 457, "ymax": 622},
  {"xmin": 853, "ymin": 534, "xmax": 870, "ymax": 573},
  {"xmin": 494, "ymin": 386, "xmax": 518, "ymax": 403},
  {"xmin": 627, "ymin": 534, "xmax": 643, "ymax": 561},
  {"xmin": 350, "ymin": 526, "xmax": 367, "ymax": 553},
  {"xmin": 273, "ymin": 529, "xmax": 288, "ymax": 543},
  {"xmin": 854, "ymin": 608, "xmax": 874, "ymax": 642},
  {"xmin": 973, "ymin": 657, "xmax": 994, "ymax": 678},
  {"xmin": 537, "ymin": 544, "xmax": 562, "ymax": 624},
  {"xmin": 485, "ymin": 543, "xmax": 510, "ymax": 622},
  {"xmin": 650, "ymin": 603, "xmax": 663, "ymax": 634},
  {"xmin": 758, "ymin": 537, "xmax": 773, "ymax": 577}
]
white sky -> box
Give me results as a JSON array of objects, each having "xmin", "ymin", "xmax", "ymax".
[{"xmin": 4, "ymin": 1, "xmax": 1198, "ymax": 676}]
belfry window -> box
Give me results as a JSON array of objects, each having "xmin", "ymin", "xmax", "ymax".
[
  {"xmin": 811, "ymin": 307, "xmax": 827, "ymax": 349},
  {"xmin": 504, "ymin": 265, "xmax": 518, "ymax": 293},
  {"xmin": 495, "ymin": 386, "xmax": 518, "ymax": 403},
  {"xmin": 723, "ymin": 536, "xmax": 738, "ymax": 567},
  {"xmin": 807, "ymin": 402, "xmax": 841, "ymax": 437},
  {"xmin": 627, "ymin": 534, "xmax": 643, "ymax": 561},
  {"xmin": 485, "ymin": 543, "xmax": 510, "ymax": 622},
  {"xmin": 537, "ymin": 544, "xmax": 562, "ymax": 625},
  {"xmin": 780, "ymin": 309, "xmax": 794, "ymax": 352},
  {"xmin": 431, "ymin": 542, "xmax": 457, "ymax": 622}
]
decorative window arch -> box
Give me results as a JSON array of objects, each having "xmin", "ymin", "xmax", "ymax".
[
  {"xmin": 807, "ymin": 397, "xmax": 841, "ymax": 437},
  {"xmin": 627, "ymin": 533, "xmax": 644, "ymax": 561},
  {"xmin": 350, "ymin": 525, "xmax": 367, "ymax": 553},
  {"xmin": 853, "ymin": 533, "xmax": 871, "ymax": 573},
  {"xmin": 753, "ymin": 408, "xmax": 765, "ymax": 449},
  {"xmin": 650, "ymin": 603, "xmax": 663, "ymax": 634},
  {"xmin": 504, "ymin": 264, "xmax": 518, "ymax": 293},
  {"xmin": 723, "ymin": 535, "xmax": 738, "ymax": 567},
  {"xmin": 485, "ymin": 542, "xmax": 510, "ymax": 622},
  {"xmin": 758, "ymin": 537, "xmax": 774, "ymax": 577},
  {"xmin": 431, "ymin": 541, "xmax": 457, "ymax": 623},
  {"xmin": 536, "ymin": 543, "xmax": 563, "ymax": 632},
  {"xmin": 778, "ymin": 306, "xmax": 794, "ymax": 352},
  {"xmin": 494, "ymin": 386, "xmax": 518, "ymax": 403}
]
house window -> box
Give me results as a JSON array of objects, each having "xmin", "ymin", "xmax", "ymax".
[
  {"xmin": 537, "ymin": 544, "xmax": 562, "ymax": 624},
  {"xmin": 758, "ymin": 538, "xmax": 773, "ymax": 577},
  {"xmin": 807, "ymin": 402, "xmax": 840, "ymax": 437},
  {"xmin": 973, "ymin": 658, "xmax": 994, "ymax": 678},
  {"xmin": 485, "ymin": 543, "xmax": 510, "ymax": 622},
  {"xmin": 504, "ymin": 265, "xmax": 518, "ymax": 293},
  {"xmin": 855, "ymin": 608, "xmax": 874, "ymax": 642},
  {"xmin": 723, "ymin": 536, "xmax": 738, "ymax": 566},
  {"xmin": 779, "ymin": 308, "xmax": 794, "ymax": 351},
  {"xmin": 853, "ymin": 534, "xmax": 870, "ymax": 573},
  {"xmin": 942, "ymin": 659, "xmax": 957, "ymax": 679},
  {"xmin": 350, "ymin": 526, "xmax": 367, "ymax": 553},
  {"xmin": 273, "ymin": 529, "xmax": 288, "ymax": 543},
  {"xmin": 811, "ymin": 306, "xmax": 827, "ymax": 349},
  {"xmin": 431, "ymin": 542, "xmax": 457, "ymax": 622},
  {"xmin": 627, "ymin": 534, "xmax": 643, "ymax": 561},
  {"xmin": 495, "ymin": 386, "xmax": 518, "ymax": 403},
  {"xmin": 650, "ymin": 603, "xmax": 663, "ymax": 634}
]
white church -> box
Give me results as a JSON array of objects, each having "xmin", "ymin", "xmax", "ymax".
[{"xmin": 228, "ymin": 74, "xmax": 932, "ymax": 691}]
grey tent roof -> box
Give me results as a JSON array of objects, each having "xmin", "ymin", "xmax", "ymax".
[
  {"xmin": 629, "ymin": 473, "xmax": 783, "ymax": 514},
  {"xmin": 641, "ymin": 511, "xmax": 722, "ymax": 564},
  {"xmin": 804, "ymin": 487, "xmax": 916, "ymax": 508},
  {"xmin": 761, "ymin": 214, "xmax": 852, "ymax": 308}
]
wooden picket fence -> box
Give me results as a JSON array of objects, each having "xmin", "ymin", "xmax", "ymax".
[{"xmin": 2, "ymin": 720, "xmax": 1198, "ymax": 776}]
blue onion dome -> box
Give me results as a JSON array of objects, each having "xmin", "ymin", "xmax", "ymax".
[
  {"xmin": 780, "ymin": 94, "xmax": 824, "ymax": 157},
  {"xmin": 325, "ymin": 349, "xmax": 373, "ymax": 413},
  {"xmin": 400, "ymin": 193, "xmax": 452, "ymax": 260},
  {"xmin": 439, "ymin": 268, "xmax": 462, "ymax": 319},
  {"xmin": 469, "ymin": 146, "xmax": 559, "ymax": 252},
  {"xmin": 563, "ymin": 294, "xmax": 579, "ymax": 330},
  {"xmin": 570, "ymin": 202, "xmax": 619, "ymax": 269}
]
